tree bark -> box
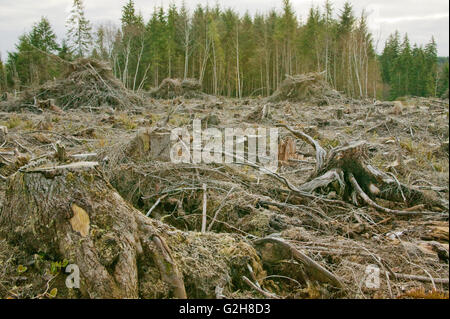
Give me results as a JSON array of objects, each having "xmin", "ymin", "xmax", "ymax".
[{"xmin": 0, "ymin": 166, "xmax": 265, "ymax": 299}]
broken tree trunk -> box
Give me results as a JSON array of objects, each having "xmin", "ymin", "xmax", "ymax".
[{"xmin": 0, "ymin": 165, "xmax": 266, "ymax": 299}]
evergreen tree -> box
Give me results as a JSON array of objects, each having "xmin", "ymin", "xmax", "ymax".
[
  {"xmin": 380, "ymin": 32, "xmax": 400, "ymax": 84},
  {"xmin": 394, "ymin": 34, "xmax": 413, "ymax": 97},
  {"xmin": 437, "ymin": 60, "xmax": 449, "ymax": 98},
  {"xmin": 29, "ymin": 17, "xmax": 59, "ymax": 53},
  {"xmin": 380, "ymin": 32, "xmax": 440, "ymax": 99},
  {"xmin": 0, "ymin": 55, "xmax": 6, "ymax": 92},
  {"xmin": 337, "ymin": 2, "xmax": 355, "ymax": 35},
  {"xmin": 66, "ymin": 0, "xmax": 93, "ymax": 57},
  {"xmin": 6, "ymin": 18, "xmax": 60, "ymax": 87},
  {"xmin": 425, "ymin": 37, "xmax": 438, "ymax": 96},
  {"xmin": 58, "ymin": 39, "xmax": 73, "ymax": 61},
  {"xmin": 3, "ymin": 0, "xmax": 442, "ymax": 100},
  {"xmin": 121, "ymin": 0, "xmax": 140, "ymax": 28}
]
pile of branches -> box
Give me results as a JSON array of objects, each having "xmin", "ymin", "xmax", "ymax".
[
  {"xmin": 267, "ymin": 72, "xmax": 343, "ymax": 105},
  {"xmin": 149, "ymin": 78, "xmax": 204, "ymax": 99},
  {"xmin": 2, "ymin": 58, "xmax": 145, "ymax": 111}
]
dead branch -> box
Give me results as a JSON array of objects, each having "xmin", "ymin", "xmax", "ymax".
[
  {"xmin": 348, "ymin": 173, "xmax": 428, "ymax": 216},
  {"xmin": 254, "ymin": 237, "xmax": 343, "ymax": 289},
  {"xmin": 242, "ymin": 276, "xmax": 280, "ymax": 299}
]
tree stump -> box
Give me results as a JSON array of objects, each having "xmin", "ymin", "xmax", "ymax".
[
  {"xmin": 280, "ymin": 124, "xmax": 447, "ymax": 215},
  {"xmin": 0, "ymin": 166, "xmax": 265, "ymax": 298}
]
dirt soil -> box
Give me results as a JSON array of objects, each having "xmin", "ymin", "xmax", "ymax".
[{"xmin": 0, "ymin": 91, "xmax": 448, "ymax": 299}]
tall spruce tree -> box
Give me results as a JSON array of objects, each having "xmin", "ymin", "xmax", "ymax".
[
  {"xmin": 66, "ymin": 0, "xmax": 92, "ymax": 57},
  {"xmin": 437, "ymin": 60, "xmax": 449, "ymax": 98},
  {"xmin": 29, "ymin": 17, "xmax": 59, "ymax": 53},
  {"xmin": 381, "ymin": 32, "xmax": 440, "ymax": 99}
]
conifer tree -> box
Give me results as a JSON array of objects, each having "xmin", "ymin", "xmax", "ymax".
[
  {"xmin": 121, "ymin": 0, "xmax": 139, "ymax": 28},
  {"xmin": 437, "ymin": 60, "xmax": 449, "ymax": 98},
  {"xmin": 66, "ymin": 0, "xmax": 93, "ymax": 57},
  {"xmin": 0, "ymin": 55, "xmax": 6, "ymax": 92},
  {"xmin": 2, "ymin": 0, "xmax": 443, "ymax": 100},
  {"xmin": 29, "ymin": 17, "xmax": 59, "ymax": 53}
]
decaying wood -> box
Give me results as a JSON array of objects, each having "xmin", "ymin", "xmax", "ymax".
[
  {"xmin": 151, "ymin": 235, "xmax": 187, "ymax": 299},
  {"xmin": 390, "ymin": 272, "xmax": 449, "ymax": 285},
  {"xmin": 254, "ymin": 237, "xmax": 343, "ymax": 288},
  {"xmin": 0, "ymin": 126, "xmax": 8, "ymax": 145},
  {"xmin": 146, "ymin": 194, "xmax": 167, "ymax": 217},
  {"xmin": 201, "ymin": 183, "xmax": 207, "ymax": 233},
  {"xmin": 278, "ymin": 137, "xmax": 297, "ymax": 164},
  {"xmin": 278, "ymin": 124, "xmax": 327, "ymax": 172},
  {"xmin": 0, "ymin": 166, "xmax": 267, "ymax": 298},
  {"xmin": 349, "ymin": 173, "xmax": 426, "ymax": 216},
  {"xmin": 277, "ymin": 125, "xmax": 447, "ymax": 215}
]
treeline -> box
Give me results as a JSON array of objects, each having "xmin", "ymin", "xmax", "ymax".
[
  {"xmin": 114, "ymin": 0, "xmax": 382, "ymax": 99},
  {"xmin": 0, "ymin": 0, "xmax": 448, "ymax": 100},
  {"xmin": 380, "ymin": 32, "xmax": 448, "ymax": 99}
]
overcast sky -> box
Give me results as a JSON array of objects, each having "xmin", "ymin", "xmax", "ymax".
[{"xmin": 0, "ymin": 0, "xmax": 448, "ymax": 60}]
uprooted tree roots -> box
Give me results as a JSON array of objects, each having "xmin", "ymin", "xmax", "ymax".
[{"xmin": 278, "ymin": 124, "xmax": 448, "ymax": 216}]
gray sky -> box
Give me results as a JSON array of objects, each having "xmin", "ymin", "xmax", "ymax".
[{"xmin": 0, "ymin": 0, "xmax": 448, "ymax": 61}]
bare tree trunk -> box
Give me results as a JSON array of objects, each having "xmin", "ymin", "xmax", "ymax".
[
  {"xmin": 236, "ymin": 26, "xmax": 241, "ymax": 99},
  {"xmin": 137, "ymin": 64, "xmax": 151, "ymax": 92},
  {"xmin": 133, "ymin": 36, "xmax": 145, "ymax": 92},
  {"xmin": 184, "ymin": 40, "xmax": 190, "ymax": 80},
  {"xmin": 122, "ymin": 39, "xmax": 132, "ymax": 88},
  {"xmin": 212, "ymin": 39, "xmax": 218, "ymax": 95}
]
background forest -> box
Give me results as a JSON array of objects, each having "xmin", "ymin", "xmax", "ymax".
[{"xmin": 0, "ymin": 0, "xmax": 448, "ymax": 101}]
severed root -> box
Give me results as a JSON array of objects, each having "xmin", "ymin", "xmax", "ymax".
[
  {"xmin": 275, "ymin": 129, "xmax": 447, "ymax": 215},
  {"xmin": 151, "ymin": 235, "xmax": 187, "ymax": 299},
  {"xmin": 389, "ymin": 272, "xmax": 449, "ymax": 285},
  {"xmin": 242, "ymin": 276, "xmax": 280, "ymax": 299},
  {"xmin": 254, "ymin": 237, "xmax": 343, "ymax": 289},
  {"xmin": 298, "ymin": 169, "xmax": 345, "ymax": 194},
  {"xmin": 348, "ymin": 173, "xmax": 428, "ymax": 216},
  {"xmin": 366, "ymin": 165, "xmax": 448, "ymax": 211}
]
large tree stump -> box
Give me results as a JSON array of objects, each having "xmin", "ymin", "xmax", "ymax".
[
  {"xmin": 280, "ymin": 125, "xmax": 447, "ymax": 215},
  {"xmin": 0, "ymin": 165, "xmax": 265, "ymax": 299}
]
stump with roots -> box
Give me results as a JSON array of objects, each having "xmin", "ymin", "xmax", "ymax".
[
  {"xmin": 0, "ymin": 165, "xmax": 267, "ymax": 299},
  {"xmin": 280, "ymin": 124, "xmax": 448, "ymax": 216}
]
